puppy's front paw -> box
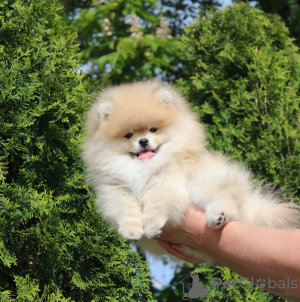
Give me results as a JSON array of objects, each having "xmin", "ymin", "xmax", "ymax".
[
  {"xmin": 118, "ymin": 220, "xmax": 143, "ymax": 241},
  {"xmin": 206, "ymin": 211, "xmax": 227, "ymax": 230},
  {"xmin": 143, "ymin": 216, "xmax": 167, "ymax": 239}
]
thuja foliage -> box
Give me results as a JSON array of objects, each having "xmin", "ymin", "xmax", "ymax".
[
  {"xmin": 160, "ymin": 3, "xmax": 300, "ymax": 301},
  {"xmin": 178, "ymin": 2, "xmax": 300, "ymax": 203},
  {"xmin": 237, "ymin": 0, "xmax": 300, "ymax": 48},
  {"xmin": 0, "ymin": 0, "xmax": 153, "ymax": 301}
]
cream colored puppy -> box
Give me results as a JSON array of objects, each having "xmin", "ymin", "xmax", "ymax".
[{"xmin": 81, "ymin": 80, "xmax": 299, "ymax": 262}]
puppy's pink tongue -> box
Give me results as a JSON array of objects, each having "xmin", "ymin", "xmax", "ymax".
[{"xmin": 138, "ymin": 150, "xmax": 154, "ymax": 159}]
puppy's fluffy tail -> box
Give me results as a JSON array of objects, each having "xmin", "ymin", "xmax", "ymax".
[{"xmin": 241, "ymin": 187, "xmax": 300, "ymax": 229}]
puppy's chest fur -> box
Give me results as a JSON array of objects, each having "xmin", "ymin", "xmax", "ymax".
[{"xmin": 107, "ymin": 155, "xmax": 167, "ymax": 202}]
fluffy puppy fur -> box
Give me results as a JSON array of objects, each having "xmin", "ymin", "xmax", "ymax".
[{"xmin": 81, "ymin": 80, "xmax": 300, "ymax": 263}]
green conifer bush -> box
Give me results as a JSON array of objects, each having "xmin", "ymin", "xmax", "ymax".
[
  {"xmin": 160, "ymin": 3, "xmax": 300, "ymax": 301},
  {"xmin": 178, "ymin": 2, "xmax": 300, "ymax": 203},
  {"xmin": 0, "ymin": 0, "xmax": 153, "ymax": 301}
]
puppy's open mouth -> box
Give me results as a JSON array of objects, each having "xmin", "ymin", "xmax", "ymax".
[{"xmin": 130, "ymin": 147, "xmax": 160, "ymax": 159}]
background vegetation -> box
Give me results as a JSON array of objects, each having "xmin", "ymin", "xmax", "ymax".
[
  {"xmin": 1, "ymin": 0, "xmax": 299, "ymax": 301},
  {"xmin": 0, "ymin": 0, "xmax": 153, "ymax": 300},
  {"xmin": 163, "ymin": 3, "xmax": 300, "ymax": 300},
  {"xmin": 237, "ymin": 0, "xmax": 300, "ymax": 47}
]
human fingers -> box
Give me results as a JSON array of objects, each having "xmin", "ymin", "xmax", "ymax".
[{"xmin": 157, "ymin": 240, "xmax": 204, "ymax": 264}]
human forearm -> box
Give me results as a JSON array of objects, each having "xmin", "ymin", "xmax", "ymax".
[
  {"xmin": 204, "ymin": 221, "xmax": 300, "ymax": 289},
  {"xmin": 158, "ymin": 206, "xmax": 300, "ymax": 300}
]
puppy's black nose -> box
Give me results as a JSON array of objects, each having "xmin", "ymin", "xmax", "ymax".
[{"xmin": 139, "ymin": 138, "xmax": 149, "ymax": 147}]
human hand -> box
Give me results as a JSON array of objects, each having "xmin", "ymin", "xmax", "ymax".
[
  {"xmin": 157, "ymin": 241, "xmax": 204, "ymax": 263},
  {"xmin": 157, "ymin": 205, "xmax": 214, "ymax": 263}
]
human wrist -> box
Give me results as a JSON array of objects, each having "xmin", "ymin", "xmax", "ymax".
[
  {"xmin": 202, "ymin": 220, "xmax": 246, "ymax": 264},
  {"xmin": 184, "ymin": 218, "xmax": 241, "ymax": 262},
  {"xmin": 179, "ymin": 207, "xmax": 245, "ymax": 263},
  {"xmin": 199, "ymin": 223, "xmax": 222, "ymax": 255}
]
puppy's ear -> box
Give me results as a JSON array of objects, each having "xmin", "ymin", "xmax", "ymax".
[
  {"xmin": 158, "ymin": 91, "xmax": 172, "ymax": 104},
  {"xmin": 98, "ymin": 103, "xmax": 112, "ymax": 120}
]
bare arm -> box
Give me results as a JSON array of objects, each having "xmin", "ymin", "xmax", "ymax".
[{"xmin": 157, "ymin": 205, "xmax": 300, "ymax": 300}]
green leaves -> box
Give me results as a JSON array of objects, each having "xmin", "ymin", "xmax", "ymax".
[
  {"xmin": 63, "ymin": 0, "xmax": 187, "ymax": 84},
  {"xmin": 178, "ymin": 3, "xmax": 300, "ymax": 197},
  {"xmin": 165, "ymin": 3, "xmax": 300, "ymax": 301},
  {"xmin": 0, "ymin": 0, "xmax": 153, "ymax": 300}
]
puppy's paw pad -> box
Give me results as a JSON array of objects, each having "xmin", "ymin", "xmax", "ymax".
[
  {"xmin": 118, "ymin": 223, "xmax": 143, "ymax": 241},
  {"xmin": 207, "ymin": 212, "xmax": 227, "ymax": 230},
  {"xmin": 143, "ymin": 217, "xmax": 167, "ymax": 239}
]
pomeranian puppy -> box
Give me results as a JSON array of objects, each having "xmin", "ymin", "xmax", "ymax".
[{"xmin": 81, "ymin": 80, "xmax": 299, "ymax": 262}]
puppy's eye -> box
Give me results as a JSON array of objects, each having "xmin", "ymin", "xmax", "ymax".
[
  {"xmin": 125, "ymin": 132, "xmax": 133, "ymax": 139},
  {"xmin": 150, "ymin": 127, "xmax": 158, "ymax": 133}
]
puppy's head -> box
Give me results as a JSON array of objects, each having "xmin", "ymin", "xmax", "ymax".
[
  {"xmin": 83, "ymin": 81, "xmax": 206, "ymax": 162},
  {"xmin": 96, "ymin": 84, "xmax": 176, "ymax": 159}
]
